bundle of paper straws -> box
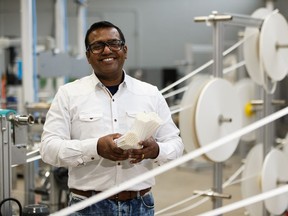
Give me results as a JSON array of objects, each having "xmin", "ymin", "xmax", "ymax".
[{"xmin": 115, "ymin": 112, "xmax": 162, "ymax": 149}]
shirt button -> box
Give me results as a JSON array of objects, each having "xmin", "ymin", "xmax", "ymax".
[
  {"xmin": 118, "ymin": 162, "xmax": 121, "ymax": 166},
  {"xmin": 91, "ymin": 157, "xmax": 94, "ymax": 160},
  {"xmin": 114, "ymin": 119, "xmax": 117, "ymax": 122},
  {"xmin": 112, "ymin": 99, "xmax": 115, "ymax": 102}
]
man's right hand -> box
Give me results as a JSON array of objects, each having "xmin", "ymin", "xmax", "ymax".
[{"xmin": 97, "ymin": 133, "xmax": 129, "ymax": 161}]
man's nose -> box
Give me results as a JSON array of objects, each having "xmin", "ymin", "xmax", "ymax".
[{"xmin": 102, "ymin": 44, "xmax": 113, "ymax": 53}]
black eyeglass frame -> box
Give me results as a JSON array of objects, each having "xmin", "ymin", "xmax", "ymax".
[{"xmin": 86, "ymin": 40, "xmax": 125, "ymax": 54}]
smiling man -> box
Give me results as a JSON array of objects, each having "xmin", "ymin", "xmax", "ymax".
[{"xmin": 40, "ymin": 21, "xmax": 184, "ymax": 216}]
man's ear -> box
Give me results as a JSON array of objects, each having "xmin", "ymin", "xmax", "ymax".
[
  {"xmin": 86, "ymin": 51, "xmax": 91, "ymax": 64},
  {"xmin": 123, "ymin": 45, "xmax": 128, "ymax": 59}
]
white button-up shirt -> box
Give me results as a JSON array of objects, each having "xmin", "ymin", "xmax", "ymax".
[{"xmin": 40, "ymin": 72, "xmax": 184, "ymax": 191}]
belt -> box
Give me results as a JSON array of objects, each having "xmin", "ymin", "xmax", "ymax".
[{"xmin": 70, "ymin": 187, "xmax": 151, "ymax": 201}]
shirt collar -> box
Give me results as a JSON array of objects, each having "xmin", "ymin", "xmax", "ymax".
[{"xmin": 91, "ymin": 70, "xmax": 129, "ymax": 89}]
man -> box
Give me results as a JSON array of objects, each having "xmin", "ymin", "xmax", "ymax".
[{"xmin": 40, "ymin": 21, "xmax": 184, "ymax": 215}]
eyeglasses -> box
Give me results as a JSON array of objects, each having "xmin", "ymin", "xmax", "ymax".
[{"xmin": 87, "ymin": 40, "xmax": 125, "ymax": 54}]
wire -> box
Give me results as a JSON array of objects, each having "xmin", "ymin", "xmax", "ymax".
[{"xmin": 0, "ymin": 198, "xmax": 22, "ymax": 216}]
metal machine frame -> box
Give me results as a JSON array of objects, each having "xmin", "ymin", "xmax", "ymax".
[
  {"xmin": 0, "ymin": 110, "xmax": 34, "ymax": 215},
  {"xmin": 194, "ymin": 11, "xmax": 273, "ymax": 215}
]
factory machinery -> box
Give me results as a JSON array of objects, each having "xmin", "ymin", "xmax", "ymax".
[
  {"xmin": 177, "ymin": 7, "xmax": 288, "ymax": 216},
  {"xmin": 0, "ymin": 103, "xmax": 68, "ymax": 215},
  {"xmin": 0, "ymin": 108, "xmax": 50, "ymax": 215},
  {"xmin": 47, "ymin": 7, "xmax": 288, "ymax": 216},
  {"xmin": 1, "ymin": 3, "xmax": 288, "ymax": 216}
]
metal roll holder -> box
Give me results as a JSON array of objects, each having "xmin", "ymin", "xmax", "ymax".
[
  {"xmin": 245, "ymin": 99, "xmax": 287, "ymax": 117},
  {"xmin": 193, "ymin": 190, "xmax": 232, "ymax": 200},
  {"xmin": 193, "ymin": 10, "xmax": 267, "ymax": 214},
  {"xmin": 0, "ymin": 109, "xmax": 35, "ymax": 215}
]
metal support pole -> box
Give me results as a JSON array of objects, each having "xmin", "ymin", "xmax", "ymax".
[
  {"xmin": 0, "ymin": 116, "xmax": 13, "ymax": 215},
  {"xmin": 21, "ymin": 0, "xmax": 35, "ymax": 104},
  {"xmin": 55, "ymin": 0, "xmax": 68, "ymax": 53},
  {"xmin": 263, "ymin": 90, "xmax": 274, "ymax": 216},
  {"xmin": 213, "ymin": 18, "xmax": 224, "ymax": 79},
  {"xmin": 212, "ymin": 15, "xmax": 224, "ymax": 212},
  {"xmin": 76, "ymin": 0, "xmax": 87, "ymax": 58},
  {"xmin": 54, "ymin": 0, "xmax": 68, "ymax": 91},
  {"xmin": 262, "ymin": 0, "xmax": 275, "ymax": 208},
  {"xmin": 266, "ymin": 0, "xmax": 275, "ymax": 11},
  {"xmin": 21, "ymin": 0, "xmax": 37, "ymax": 206},
  {"xmin": 264, "ymin": 93, "xmax": 274, "ymax": 147}
]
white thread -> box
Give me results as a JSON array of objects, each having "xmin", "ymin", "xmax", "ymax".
[
  {"xmin": 198, "ymin": 185, "xmax": 288, "ymax": 216},
  {"xmin": 223, "ymin": 60, "xmax": 245, "ymax": 74},
  {"xmin": 50, "ymin": 107, "xmax": 288, "ymax": 216},
  {"xmin": 160, "ymin": 36, "xmax": 247, "ymax": 94},
  {"xmin": 162, "ymin": 59, "xmax": 245, "ymax": 101},
  {"xmin": 161, "ymin": 197, "xmax": 210, "ymax": 216},
  {"xmin": 163, "ymin": 86, "xmax": 188, "ymax": 99},
  {"xmin": 160, "ymin": 60, "xmax": 213, "ymax": 94},
  {"xmin": 156, "ymin": 165, "xmax": 245, "ymax": 215},
  {"xmin": 26, "ymin": 155, "xmax": 42, "ymax": 163},
  {"xmin": 223, "ymin": 37, "xmax": 246, "ymax": 56},
  {"xmin": 227, "ymin": 173, "xmax": 258, "ymax": 187},
  {"xmin": 155, "ymin": 192, "xmax": 204, "ymax": 215},
  {"xmin": 170, "ymin": 107, "xmax": 184, "ymax": 115},
  {"xmin": 222, "ymin": 165, "xmax": 245, "ymax": 188},
  {"xmin": 26, "ymin": 148, "xmax": 40, "ymax": 156},
  {"xmin": 12, "ymin": 154, "xmax": 42, "ymax": 168}
]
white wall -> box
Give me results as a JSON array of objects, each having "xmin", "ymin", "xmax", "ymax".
[
  {"xmin": 1, "ymin": 0, "xmax": 287, "ymax": 71},
  {"xmin": 73, "ymin": 0, "xmax": 266, "ymax": 69}
]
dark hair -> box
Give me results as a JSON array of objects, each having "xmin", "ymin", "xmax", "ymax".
[{"xmin": 85, "ymin": 21, "xmax": 126, "ymax": 50}]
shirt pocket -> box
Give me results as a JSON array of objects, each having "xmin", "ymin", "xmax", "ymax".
[
  {"xmin": 76, "ymin": 112, "xmax": 106, "ymax": 137},
  {"xmin": 118, "ymin": 111, "xmax": 137, "ymax": 133},
  {"xmin": 126, "ymin": 111, "xmax": 138, "ymax": 128},
  {"xmin": 79, "ymin": 113, "xmax": 103, "ymax": 122}
]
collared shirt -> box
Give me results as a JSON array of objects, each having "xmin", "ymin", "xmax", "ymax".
[{"xmin": 40, "ymin": 72, "xmax": 184, "ymax": 191}]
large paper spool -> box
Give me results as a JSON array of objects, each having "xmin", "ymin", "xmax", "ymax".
[
  {"xmin": 241, "ymin": 144, "xmax": 263, "ymax": 216},
  {"xmin": 234, "ymin": 78, "xmax": 256, "ymax": 142},
  {"xmin": 261, "ymin": 148, "xmax": 288, "ymax": 215},
  {"xmin": 179, "ymin": 75, "xmax": 211, "ymax": 160},
  {"xmin": 260, "ymin": 11, "xmax": 288, "ymax": 82},
  {"xmin": 195, "ymin": 78, "xmax": 242, "ymax": 162},
  {"xmin": 243, "ymin": 8, "xmax": 271, "ymax": 86}
]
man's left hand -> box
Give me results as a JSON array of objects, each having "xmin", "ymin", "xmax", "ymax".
[{"xmin": 128, "ymin": 137, "xmax": 159, "ymax": 164}]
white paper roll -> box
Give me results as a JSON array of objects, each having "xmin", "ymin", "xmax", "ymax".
[
  {"xmin": 261, "ymin": 148, "xmax": 288, "ymax": 215},
  {"xmin": 243, "ymin": 8, "xmax": 271, "ymax": 86},
  {"xmin": 241, "ymin": 143, "xmax": 263, "ymax": 216},
  {"xmin": 179, "ymin": 75, "xmax": 211, "ymax": 157},
  {"xmin": 234, "ymin": 78, "xmax": 256, "ymax": 142},
  {"xmin": 195, "ymin": 78, "xmax": 242, "ymax": 162},
  {"xmin": 260, "ymin": 11, "xmax": 288, "ymax": 81}
]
